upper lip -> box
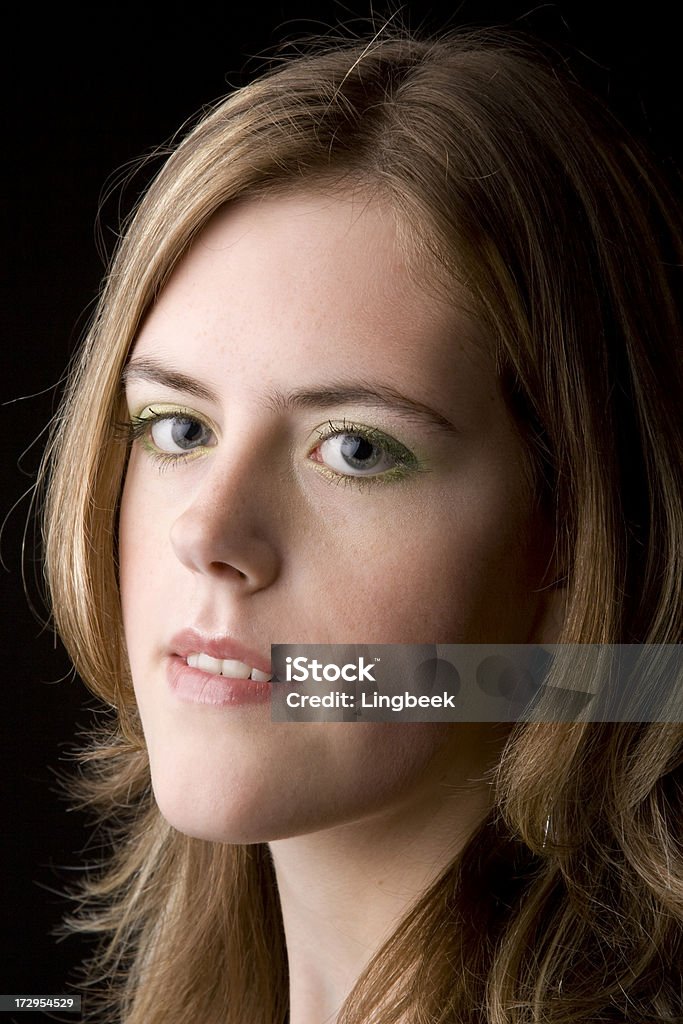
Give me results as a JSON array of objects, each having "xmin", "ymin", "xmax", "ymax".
[{"xmin": 170, "ymin": 628, "xmax": 271, "ymax": 674}]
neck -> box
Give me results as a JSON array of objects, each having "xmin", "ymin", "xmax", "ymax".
[{"xmin": 269, "ymin": 725, "xmax": 504, "ymax": 1024}]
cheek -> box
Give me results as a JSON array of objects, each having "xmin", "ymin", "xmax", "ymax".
[
  {"xmin": 118, "ymin": 456, "xmax": 168, "ymax": 630},
  {"xmin": 289, "ymin": 485, "xmax": 541, "ymax": 643}
]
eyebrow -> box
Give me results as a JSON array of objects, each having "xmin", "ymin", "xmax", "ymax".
[{"xmin": 122, "ymin": 357, "xmax": 459, "ymax": 437}]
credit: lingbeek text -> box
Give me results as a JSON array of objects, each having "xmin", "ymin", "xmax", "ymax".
[{"xmin": 285, "ymin": 691, "xmax": 457, "ymax": 710}]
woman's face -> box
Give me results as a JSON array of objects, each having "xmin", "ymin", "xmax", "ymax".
[{"xmin": 119, "ymin": 190, "xmax": 560, "ymax": 843}]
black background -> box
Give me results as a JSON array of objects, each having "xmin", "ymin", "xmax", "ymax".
[{"xmin": 1, "ymin": 0, "xmax": 681, "ymax": 1015}]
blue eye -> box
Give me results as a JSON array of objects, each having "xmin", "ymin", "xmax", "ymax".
[
  {"xmin": 149, "ymin": 416, "xmax": 213, "ymax": 453},
  {"xmin": 317, "ymin": 433, "xmax": 397, "ymax": 476},
  {"xmin": 128, "ymin": 406, "xmax": 215, "ymax": 463},
  {"xmin": 310, "ymin": 419, "xmax": 418, "ymax": 482}
]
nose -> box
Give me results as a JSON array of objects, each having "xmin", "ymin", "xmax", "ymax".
[{"xmin": 169, "ymin": 455, "xmax": 281, "ymax": 592}]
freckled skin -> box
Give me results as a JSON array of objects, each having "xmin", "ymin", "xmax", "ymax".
[{"xmin": 119, "ymin": 191, "xmax": 561, "ymax": 844}]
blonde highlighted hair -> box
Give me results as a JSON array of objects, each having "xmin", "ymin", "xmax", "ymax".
[{"xmin": 41, "ymin": 25, "xmax": 682, "ymax": 1023}]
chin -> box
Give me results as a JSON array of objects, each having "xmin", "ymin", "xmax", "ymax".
[
  {"xmin": 152, "ymin": 791, "xmax": 270, "ymax": 844},
  {"xmin": 149, "ymin": 773, "xmax": 309, "ymax": 845}
]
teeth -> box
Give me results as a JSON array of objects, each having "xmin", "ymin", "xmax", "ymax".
[
  {"xmin": 186, "ymin": 653, "xmax": 271, "ymax": 681},
  {"xmin": 197, "ymin": 653, "xmax": 223, "ymax": 674},
  {"xmin": 221, "ymin": 659, "xmax": 251, "ymax": 679},
  {"xmin": 250, "ymin": 668, "xmax": 273, "ymax": 682}
]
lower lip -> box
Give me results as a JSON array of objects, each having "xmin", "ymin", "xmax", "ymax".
[{"xmin": 167, "ymin": 656, "xmax": 272, "ymax": 707}]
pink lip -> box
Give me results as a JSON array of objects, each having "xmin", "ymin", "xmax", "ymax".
[{"xmin": 166, "ymin": 628, "xmax": 273, "ymax": 708}]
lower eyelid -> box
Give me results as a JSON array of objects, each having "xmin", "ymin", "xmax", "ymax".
[{"xmin": 310, "ymin": 462, "xmax": 417, "ymax": 490}]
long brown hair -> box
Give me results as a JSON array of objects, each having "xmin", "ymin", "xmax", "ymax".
[{"xmin": 40, "ymin": 25, "xmax": 683, "ymax": 1023}]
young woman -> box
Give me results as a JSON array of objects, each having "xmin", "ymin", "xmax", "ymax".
[{"xmin": 40, "ymin": 26, "xmax": 682, "ymax": 1024}]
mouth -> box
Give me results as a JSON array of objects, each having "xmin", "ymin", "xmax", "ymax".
[
  {"xmin": 166, "ymin": 628, "xmax": 277, "ymax": 705},
  {"xmin": 184, "ymin": 653, "xmax": 272, "ymax": 682}
]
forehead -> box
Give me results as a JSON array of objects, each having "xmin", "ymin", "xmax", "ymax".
[{"xmin": 131, "ymin": 190, "xmax": 499, "ymax": 429}]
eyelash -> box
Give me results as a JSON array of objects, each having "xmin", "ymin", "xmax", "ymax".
[{"xmin": 123, "ymin": 408, "xmax": 421, "ymax": 487}]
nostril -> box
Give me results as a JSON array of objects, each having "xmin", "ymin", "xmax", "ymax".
[{"xmin": 209, "ymin": 562, "xmax": 247, "ymax": 580}]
